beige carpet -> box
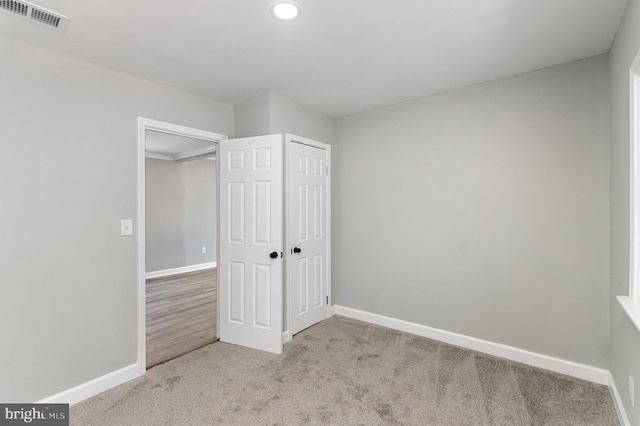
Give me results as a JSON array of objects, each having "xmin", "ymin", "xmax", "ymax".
[{"xmin": 71, "ymin": 316, "xmax": 619, "ymax": 425}]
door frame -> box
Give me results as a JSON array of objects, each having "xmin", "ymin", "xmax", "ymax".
[
  {"xmin": 136, "ymin": 117, "xmax": 227, "ymax": 374},
  {"xmin": 284, "ymin": 134, "xmax": 332, "ymax": 342}
]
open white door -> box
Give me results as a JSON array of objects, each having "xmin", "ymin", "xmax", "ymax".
[
  {"xmin": 288, "ymin": 136, "xmax": 331, "ymax": 335},
  {"xmin": 219, "ymin": 134, "xmax": 283, "ymax": 354}
]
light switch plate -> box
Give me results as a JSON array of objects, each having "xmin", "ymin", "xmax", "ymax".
[{"xmin": 121, "ymin": 219, "xmax": 133, "ymax": 236}]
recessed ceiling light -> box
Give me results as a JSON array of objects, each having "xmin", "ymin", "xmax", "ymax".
[{"xmin": 271, "ymin": 1, "xmax": 300, "ymax": 21}]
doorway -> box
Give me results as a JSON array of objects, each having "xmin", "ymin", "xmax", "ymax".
[
  {"xmin": 137, "ymin": 118, "xmax": 227, "ymax": 372},
  {"xmin": 145, "ymin": 142, "xmax": 217, "ymax": 367},
  {"xmin": 137, "ymin": 124, "xmax": 332, "ymax": 370}
]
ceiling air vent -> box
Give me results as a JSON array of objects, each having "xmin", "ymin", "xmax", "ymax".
[
  {"xmin": 1, "ymin": 1, "xmax": 28, "ymax": 16},
  {"xmin": 0, "ymin": 0, "xmax": 68, "ymax": 33}
]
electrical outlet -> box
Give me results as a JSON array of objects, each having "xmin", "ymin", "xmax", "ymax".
[
  {"xmin": 630, "ymin": 376, "xmax": 635, "ymax": 407},
  {"xmin": 201, "ymin": 246, "xmax": 207, "ymax": 254}
]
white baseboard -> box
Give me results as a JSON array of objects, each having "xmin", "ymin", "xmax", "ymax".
[
  {"xmin": 282, "ymin": 330, "xmax": 291, "ymax": 344},
  {"xmin": 332, "ymin": 305, "xmax": 610, "ymax": 386},
  {"xmin": 609, "ymin": 373, "xmax": 632, "ymax": 426},
  {"xmin": 146, "ymin": 262, "xmax": 217, "ymax": 279},
  {"xmin": 37, "ymin": 363, "xmax": 141, "ymax": 405}
]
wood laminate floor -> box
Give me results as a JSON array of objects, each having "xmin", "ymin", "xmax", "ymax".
[{"xmin": 146, "ymin": 268, "xmax": 217, "ymax": 368}]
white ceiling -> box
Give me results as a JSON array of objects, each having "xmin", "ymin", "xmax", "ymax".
[
  {"xmin": 146, "ymin": 130, "xmax": 216, "ymax": 160},
  {"xmin": 0, "ymin": 0, "xmax": 629, "ymax": 118}
]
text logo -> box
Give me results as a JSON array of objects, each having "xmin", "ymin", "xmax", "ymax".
[{"xmin": 0, "ymin": 404, "xmax": 68, "ymax": 425}]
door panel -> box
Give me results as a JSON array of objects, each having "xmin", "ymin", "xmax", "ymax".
[
  {"xmin": 298, "ymin": 257, "xmax": 308, "ymax": 314},
  {"xmin": 219, "ymin": 135, "xmax": 283, "ymax": 354},
  {"xmin": 290, "ymin": 140, "xmax": 329, "ymax": 335}
]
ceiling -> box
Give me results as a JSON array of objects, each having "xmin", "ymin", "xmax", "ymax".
[
  {"xmin": 146, "ymin": 130, "xmax": 216, "ymax": 161},
  {"xmin": 0, "ymin": 0, "xmax": 629, "ymax": 118}
]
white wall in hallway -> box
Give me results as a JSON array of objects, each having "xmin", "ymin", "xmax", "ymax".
[{"xmin": 145, "ymin": 158, "xmax": 217, "ymax": 272}]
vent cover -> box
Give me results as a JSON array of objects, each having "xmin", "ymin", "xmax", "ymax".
[{"xmin": 0, "ymin": 0, "xmax": 68, "ymax": 32}]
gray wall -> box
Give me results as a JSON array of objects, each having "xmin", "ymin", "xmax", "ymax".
[
  {"xmin": 234, "ymin": 93, "xmax": 337, "ymax": 143},
  {"xmin": 335, "ymin": 55, "xmax": 611, "ymax": 368},
  {"xmin": 146, "ymin": 158, "xmax": 217, "ymax": 272},
  {"xmin": 609, "ymin": 0, "xmax": 640, "ymax": 423},
  {"xmin": 0, "ymin": 35, "xmax": 234, "ymax": 402},
  {"xmin": 269, "ymin": 93, "xmax": 337, "ymax": 144},
  {"xmin": 233, "ymin": 93, "xmax": 271, "ymax": 138}
]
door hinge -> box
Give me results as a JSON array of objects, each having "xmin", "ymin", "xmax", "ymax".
[{"xmin": 326, "ymin": 296, "xmax": 329, "ymax": 304}]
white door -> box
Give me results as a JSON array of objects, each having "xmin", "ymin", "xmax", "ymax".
[
  {"xmin": 219, "ymin": 134, "xmax": 283, "ymax": 354},
  {"xmin": 289, "ymin": 138, "xmax": 330, "ymax": 335}
]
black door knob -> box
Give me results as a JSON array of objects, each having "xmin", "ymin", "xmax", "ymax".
[
  {"xmin": 270, "ymin": 251, "xmax": 278, "ymax": 259},
  {"xmin": 293, "ymin": 247, "xmax": 301, "ymax": 254}
]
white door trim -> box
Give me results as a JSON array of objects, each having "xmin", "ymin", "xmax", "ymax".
[
  {"xmin": 284, "ymin": 134, "xmax": 332, "ymax": 341},
  {"xmin": 136, "ymin": 117, "xmax": 227, "ymax": 374}
]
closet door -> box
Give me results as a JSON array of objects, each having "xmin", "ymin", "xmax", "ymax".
[
  {"xmin": 288, "ymin": 136, "xmax": 330, "ymax": 335},
  {"xmin": 219, "ymin": 135, "xmax": 283, "ymax": 354}
]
